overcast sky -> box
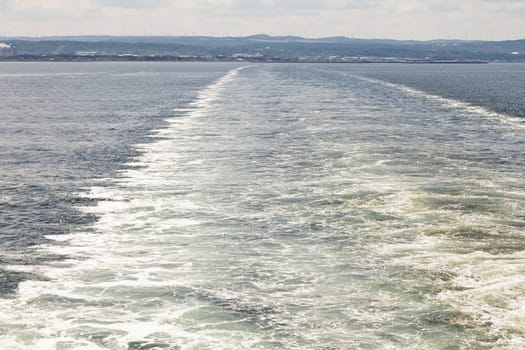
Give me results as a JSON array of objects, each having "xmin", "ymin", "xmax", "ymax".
[{"xmin": 1, "ymin": 0, "xmax": 524, "ymax": 40}]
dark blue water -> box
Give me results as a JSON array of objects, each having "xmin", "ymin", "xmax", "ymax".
[
  {"xmin": 327, "ymin": 64, "xmax": 525, "ymax": 117},
  {"xmin": 0, "ymin": 62, "xmax": 524, "ymax": 349}
]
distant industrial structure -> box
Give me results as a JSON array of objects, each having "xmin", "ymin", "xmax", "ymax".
[
  {"xmin": 0, "ymin": 43, "xmax": 14, "ymax": 56},
  {"xmin": 232, "ymin": 52, "xmax": 264, "ymax": 60}
]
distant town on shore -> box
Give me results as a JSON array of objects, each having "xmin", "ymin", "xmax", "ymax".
[{"xmin": 1, "ymin": 35, "xmax": 524, "ymax": 63}]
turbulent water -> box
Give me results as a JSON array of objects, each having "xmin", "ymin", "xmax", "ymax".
[{"xmin": 1, "ymin": 62, "xmax": 525, "ymax": 349}]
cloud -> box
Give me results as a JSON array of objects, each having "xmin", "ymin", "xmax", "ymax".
[
  {"xmin": 0, "ymin": 0, "xmax": 523, "ymax": 40},
  {"xmin": 1, "ymin": 0, "xmax": 98, "ymax": 20},
  {"xmin": 96, "ymin": 0, "xmax": 173, "ymax": 9},
  {"xmin": 479, "ymin": 0, "xmax": 525, "ymax": 14},
  {"xmin": 227, "ymin": 0, "xmax": 383, "ymax": 12}
]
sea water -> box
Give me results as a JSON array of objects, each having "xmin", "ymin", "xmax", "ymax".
[{"xmin": 1, "ymin": 62, "xmax": 525, "ymax": 349}]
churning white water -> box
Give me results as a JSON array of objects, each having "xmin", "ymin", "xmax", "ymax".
[{"xmin": 1, "ymin": 63, "xmax": 525, "ymax": 349}]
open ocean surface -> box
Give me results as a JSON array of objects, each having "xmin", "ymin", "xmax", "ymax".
[{"xmin": 1, "ymin": 62, "xmax": 525, "ymax": 349}]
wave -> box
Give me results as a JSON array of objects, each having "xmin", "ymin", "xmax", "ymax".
[
  {"xmin": 346, "ymin": 74, "xmax": 525, "ymax": 348},
  {"xmin": 0, "ymin": 66, "xmax": 250, "ymax": 350},
  {"xmin": 353, "ymin": 75, "xmax": 525, "ymax": 129},
  {"xmin": 384, "ymin": 233, "xmax": 525, "ymax": 349}
]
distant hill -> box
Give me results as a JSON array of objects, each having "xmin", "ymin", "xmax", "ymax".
[{"xmin": 3, "ymin": 35, "xmax": 525, "ymax": 62}]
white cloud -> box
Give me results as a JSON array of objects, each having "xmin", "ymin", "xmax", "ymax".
[
  {"xmin": 0, "ymin": 0, "xmax": 523, "ymax": 40},
  {"xmin": 96, "ymin": 0, "xmax": 173, "ymax": 9}
]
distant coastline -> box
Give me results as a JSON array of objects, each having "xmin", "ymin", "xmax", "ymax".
[
  {"xmin": 0, "ymin": 54, "xmax": 492, "ymax": 64},
  {"xmin": 1, "ymin": 35, "xmax": 523, "ymax": 63}
]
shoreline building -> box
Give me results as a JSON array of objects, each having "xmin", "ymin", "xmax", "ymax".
[{"xmin": 0, "ymin": 43, "xmax": 15, "ymax": 56}]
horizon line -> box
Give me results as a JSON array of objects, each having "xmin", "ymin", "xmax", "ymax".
[{"xmin": 3, "ymin": 34, "xmax": 525, "ymax": 43}]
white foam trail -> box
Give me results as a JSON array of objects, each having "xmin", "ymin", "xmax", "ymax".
[
  {"xmin": 387, "ymin": 239, "xmax": 525, "ymax": 349},
  {"xmin": 0, "ymin": 66, "xmax": 251, "ymax": 350},
  {"xmin": 352, "ymin": 74, "xmax": 525, "ymax": 347},
  {"xmin": 378, "ymin": 196, "xmax": 525, "ymax": 349},
  {"xmin": 353, "ymin": 75, "xmax": 525, "ymax": 129},
  {"xmin": 2, "ymin": 63, "xmax": 523, "ymax": 349}
]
